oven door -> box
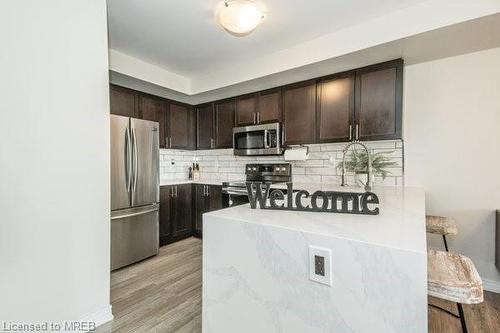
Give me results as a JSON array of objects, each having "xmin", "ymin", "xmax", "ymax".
[
  {"xmin": 222, "ymin": 188, "xmax": 249, "ymax": 207},
  {"xmin": 233, "ymin": 123, "xmax": 282, "ymax": 156}
]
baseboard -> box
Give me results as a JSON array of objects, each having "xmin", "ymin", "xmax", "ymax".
[
  {"xmin": 482, "ymin": 278, "xmax": 500, "ymax": 294},
  {"xmin": 79, "ymin": 304, "xmax": 113, "ymax": 331}
]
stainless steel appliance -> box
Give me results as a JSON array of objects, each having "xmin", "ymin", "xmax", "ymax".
[
  {"xmin": 233, "ymin": 122, "xmax": 283, "ymax": 156},
  {"xmin": 110, "ymin": 115, "xmax": 159, "ymax": 270},
  {"xmin": 222, "ymin": 163, "xmax": 292, "ymax": 207}
]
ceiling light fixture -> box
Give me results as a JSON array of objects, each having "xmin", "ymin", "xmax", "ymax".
[{"xmin": 217, "ymin": 0, "xmax": 264, "ymax": 37}]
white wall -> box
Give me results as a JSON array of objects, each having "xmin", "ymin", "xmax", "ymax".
[
  {"xmin": 404, "ymin": 47, "xmax": 500, "ymax": 288},
  {"xmin": 0, "ymin": 0, "xmax": 112, "ymax": 327}
]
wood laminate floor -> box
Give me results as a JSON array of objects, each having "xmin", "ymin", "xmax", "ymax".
[{"xmin": 96, "ymin": 237, "xmax": 500, "ymax": 333}]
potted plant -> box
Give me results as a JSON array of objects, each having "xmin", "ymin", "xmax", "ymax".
[{"xmin": 336, "ymin": 150, "xmax": 398, "ymax": 187}]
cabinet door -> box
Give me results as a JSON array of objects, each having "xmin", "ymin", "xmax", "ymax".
[
  {"xmin": 138, "ymin": 94, "xmax": 167, "ymax": 148},
  {"xmin": 208, "ymin": 185, "xmax": 223, "ymax": 211},
  {"xmin": 215, "ymin": 100, "xmax": 235, "ymax": 148},
  {"xmin": 355, "ymin": 60, "xmax": 403, "ymax": 141},
  {"xmin": 317, "ymin": 74, "xmax": 354, "ymax": 143},
  {"xmin": 171, "ymin": 184, "xmax": 193, "ymax": 241},
  {"xmin": 258, "ymin": 89, "xmax": 281, "ymax": 124},
  {"xmin": 194, "ymin": 184, "xmax": 208, "ymax": 236},
  {"xmin": 159, "ymin": 186, "xmax": 172, "ymax": 246},
  {"xmin": 168, "ymin": 103, "xmax": 192, "ymax": 149},
  {"xmin": 197, "ymin": 104, "xmax": 214, "ymax": 149},
  {"xmin": 283, "ymin": 82, "xmax": 316, "ymax": 145},
  {"xmin": 235, "ymin": 95, "xmax": 257, "ymax": 127},
  {"xmin": 110, "ymin": 85, "xmax": 138, "ymax": 118}
]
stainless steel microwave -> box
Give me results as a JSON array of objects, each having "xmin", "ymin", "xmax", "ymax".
[{"xmin": 233, "ymin": 122, "xmax": 283, "ymax": 156}]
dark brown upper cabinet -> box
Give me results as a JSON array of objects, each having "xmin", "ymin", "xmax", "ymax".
[
  {"xmin": 168, "ymin": 103, "xmax": 195, "ymax": 150},
  {"xmin": 110, "ymin": 84, "xmax": 138, "ymax": 118},
  {"xmin": 196, "ymin": 103, "xmax": 215, "ymax": 149},
  {"xmin": 258, "ymin": 88, "xmax": 282, "ymax": 124},
  {"xmin": 235, "ymin": 94, "xmax": 257, "ymax": 127},
  {"xmin": 215, "ymin": 100, "xmax": 235, "ymax": 149},
  {"xmin": 354, "ymin": 59, "xmax": 403, "ymax": 141},
  {"xmin": 317, "ymin": 73, "xmax": 355, "ymax": 143},
  {"xmin": 235, "ymin": 89, "xmax": 282, "ymax": 127},
  {"xmin": 138, "ymin": 94, "xmax": 167, "ymax": 148},
  {"xmin": 283, "ymin": 82, "xmax": 317, "ymax": 146}
]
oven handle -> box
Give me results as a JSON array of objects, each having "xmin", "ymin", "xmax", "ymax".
[{"xmin": 222, "ymin": 190, "xmax": 249, "ymax": 196}]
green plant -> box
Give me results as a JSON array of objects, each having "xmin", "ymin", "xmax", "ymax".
[{"xmin": 336, "ymin": 150, "xmax": 398, "ymax": 180}]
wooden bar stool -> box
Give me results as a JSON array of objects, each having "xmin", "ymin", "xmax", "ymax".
[
  {"xmin": 426, "ymin": 215, "xmax": 458, "ymax": 251},
  {"xmin": 428, "ymin": 249, "xmax": 483, "ymax": 333}
]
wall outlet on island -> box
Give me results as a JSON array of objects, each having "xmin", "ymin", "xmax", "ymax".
[{"xmin": 309, "ymin": 246, "xmax": 332, "ymax": 286}]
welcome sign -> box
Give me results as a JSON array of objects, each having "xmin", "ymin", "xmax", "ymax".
[{"xmin": 246, "ymin": 182, "xmax": 380, "ymax": 215}]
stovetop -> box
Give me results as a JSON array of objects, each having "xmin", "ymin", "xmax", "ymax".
[{"xmin": 222, "ymin": 163, "xmax": 292, "ymax": 190}]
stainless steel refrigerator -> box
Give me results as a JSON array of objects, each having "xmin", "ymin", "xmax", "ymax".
[{"xmin": 110, "ymin": 115, "xmax": 159, "ymax": 270}]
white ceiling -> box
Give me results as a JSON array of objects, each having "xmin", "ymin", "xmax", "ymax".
[
  {"xmin": 107, "ymin": 0, "xmax": 427, "ymax": 77},
  {"xmin": 107, "ymin": 0, "xmax": 500, "ymax": 101}
]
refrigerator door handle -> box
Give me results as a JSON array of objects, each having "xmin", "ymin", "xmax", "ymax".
[
  {"xmin": 125, "ymin": 127, "xmax": 132, "ymax": 193},
  {"xmin": 131, "ymin": 127, "xmax": 138, "ymax": 194}
]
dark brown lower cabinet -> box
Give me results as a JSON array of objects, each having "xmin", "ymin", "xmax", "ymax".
[
  {"xmin": 160, "ymin": 183, "xmax": 222, "ymax": 245},
  {"xmin": 194, "ymin": 184, "xmax": 222, "ymax": 237},
  {"xmin": 171, "ymin": 184, "xmax": 193, "ymax": 241},
  {"xmin": 159, "ymin": 184, "xmax": 193, "ymax": 246},
  {"xmin": 159, "ymin": 186, "xmax": 172, "ymax": 246}
]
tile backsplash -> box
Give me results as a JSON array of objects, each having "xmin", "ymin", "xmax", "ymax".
[{"xmin": 160, "ymin": 140, "xmax": 404, "ymax": 186}]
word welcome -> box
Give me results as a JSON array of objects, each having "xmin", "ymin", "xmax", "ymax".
[{"xmin": 246, "ymin": 182, "xmax": 380, "ymax": 215}]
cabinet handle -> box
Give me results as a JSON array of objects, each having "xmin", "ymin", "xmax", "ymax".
[
  {"xmin": 165, "ymin": 137, "xmax": 168, "ymax": 147},
  {"xmin": 253, "ymin": 112, "xmax": 256, "ymax": 124},
  {"xmin": 210, "ymin": 138, "xmax": 214, "ymax": 149},
  {"xmin": 257, "ymin": 112, "xmax": 260, "ymax": 124},
  {"xmin": 175, "ymin": 186, "xmax": 178, "ymax": 197},
  {"xmin": 169, "ymin": 137, "xmax": 172, "ymax": 148},
  {"xmin": 356, "ymin": 124, "xmax": 359, "ymax": 141},
  {"xmin": 281, "ymin": 127, "xmax": 285, "ymax": 146},
  {"xmin": 349, "ymin": 125, "xmax": 352, "ymax": 141},
  {"xmin": 207, "ymin": 186, "xmax": 210, "ymax": 196}
]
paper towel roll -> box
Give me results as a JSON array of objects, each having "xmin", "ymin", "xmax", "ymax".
[{"xmin": 284, "ymin": 147, "xmax": 309, "ymax": 161}]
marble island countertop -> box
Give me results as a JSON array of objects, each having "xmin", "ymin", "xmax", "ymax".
[
  {"xmin": 202, "ymin": 185, "xmax": 428, "ymax": 333},
  {"xmin": 205, "ymin": 185, "xmax": 426, "ymax": 254}
]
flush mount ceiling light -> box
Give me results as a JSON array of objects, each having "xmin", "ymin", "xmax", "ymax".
[{"xmin": 217, "ymin": 0, "xmax": 264, "ymax": 37}]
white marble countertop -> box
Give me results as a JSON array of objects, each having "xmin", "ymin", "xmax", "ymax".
[
  {"xmin": 160, "ymin": 179, "xmax": 223, "ymax": 186},
  {"xmin": 205, "ymin": 185, "xmax": 426, "ymax": 254}
]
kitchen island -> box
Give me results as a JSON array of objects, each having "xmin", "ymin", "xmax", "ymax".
[{"xmin": 202, "ymin": 185, "xmax": 427, "ymax": 333}]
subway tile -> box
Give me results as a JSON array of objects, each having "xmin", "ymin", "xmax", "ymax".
[
  {"xmin": 306, "ymin": 167, "xmax": 337, "ymax": 176},
  {"xmin": 292, "ymin": 167, "xmax": 305, "ymax": 175},
  {"xmin": 321, "ymin": 175, "xmax": 341, "ymax": 184},
  {"xmin": 292, "ymin": 175, "xmax": 321, "ymax": 183}
]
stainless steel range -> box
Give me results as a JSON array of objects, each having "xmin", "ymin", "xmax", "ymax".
[{"xmin": 222, "ymin": 163, "xmax": 292, "ymax": 207}]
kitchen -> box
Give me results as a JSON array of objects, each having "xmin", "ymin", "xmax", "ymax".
[{"xmin": 2, "ymin": 1, "xmax": 500, "ymax": 333}]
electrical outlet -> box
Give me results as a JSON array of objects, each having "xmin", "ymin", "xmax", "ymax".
[{"xmin": 309, "ymin": 246, "xmax": 332, "ymax": 286}]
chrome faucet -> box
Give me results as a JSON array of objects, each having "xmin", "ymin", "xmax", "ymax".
[{"xmin": 341, "ymin": 141, "xmax": 373, "ymax": 192}]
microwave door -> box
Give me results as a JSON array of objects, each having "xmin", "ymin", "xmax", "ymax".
[{"xmin": 235, "ymin": 130, "xmax": 265, "ymax": 150}]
